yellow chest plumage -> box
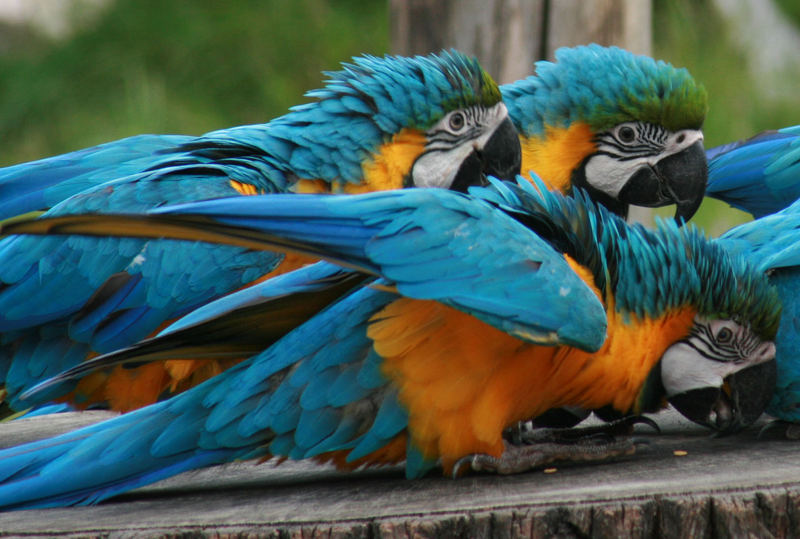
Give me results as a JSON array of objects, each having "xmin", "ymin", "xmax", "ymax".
[
  {"xmin": 519, "ymin": 122, "xmax": 597, "ymax": 193},
  {"xmin": 293, "ymin": 128, "xmax": 428, "ymax": 194},
  {"xmin": 367, "ymin": 257, "xmax": 696, "ymax": 472}
]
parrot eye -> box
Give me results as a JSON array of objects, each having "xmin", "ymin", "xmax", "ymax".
[
  {"xmin": 716, "ymin": 327, "xmax": 734, "ymax": 343},
  {"xmin": 617, "ymin": 125, "xmax": 636, "ymax": 143},
  {"xmin": 448, "ymin": 111, "xmax": 466, "ymax": 132}
]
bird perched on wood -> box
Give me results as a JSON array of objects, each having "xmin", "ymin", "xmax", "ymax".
[
  {"xmin": 0, "ymin": 176, "xmax": 779, "ymax": 510},
  {"xmin": 0, "ymin": 50, "xmax": 521, "ymax": 413},
  {"xmin": 0, "ymin": 44, "xmax": 712, "ymax": 415}
]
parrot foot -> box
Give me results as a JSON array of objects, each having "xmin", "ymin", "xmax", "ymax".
[
  {"xmin": 455, "ymin": 416, "xmax": 657, "ymax": 477},
  {"xmin": 758, "ymin": 420, "xmax": 800, "ymax": 440}
]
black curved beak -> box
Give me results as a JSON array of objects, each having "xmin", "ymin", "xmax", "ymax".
[
  {"xmin": 668, "ymin": 359, "xmax": 777, "ymax": 435},
  {"xmin": 450, "ymin": 116, "xmax": 521, "ymax": 192},
  {"xmin": 617, "ymin": 140, "xmax": 708, "ymax": 223}
]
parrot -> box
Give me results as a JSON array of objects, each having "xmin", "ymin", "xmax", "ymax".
[
  {"xmin": 501, "ymin": 44, "xmax": 708, "ymax": 222},
  {"xmin": 708, "ymin": 196, "xmax": 800, "ymax": 437},
  {"xmin": 0, "ymin": 45, "xmax": 708, "ymax": 224},
  {"xmin": 0, "ymin": 176, "xmax": 780, "ymax": 510},
  {"xmin": 0, "ymin": 44, "xmax": 712, "ymax": 414},
  {"xmin": 0, "ymin": 50, "xmax": 522, "ymax": 413},
  {"xmin": 704, "ymin": 124, "xmax": 800, "ymax": 219}
]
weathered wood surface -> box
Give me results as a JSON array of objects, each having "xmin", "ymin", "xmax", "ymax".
[
  {"xmin": 389, "ymin": 0, "xmax": 651, "ymax": 82},
  {"xmin": 0, "ymin": 409, "xmax": 798, "ymax": 538}
]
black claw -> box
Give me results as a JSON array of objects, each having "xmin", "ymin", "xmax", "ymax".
[
  {"xmin": 452, "ymin": 455, "xmax": 488, "ymax": 477},
  {"xmin": 452, "ymin": 457, "xmax": 469, "ymax": 478},
  {"xmin": 628, "ymin": 415, "xmax": 661, "ymax": 434}
]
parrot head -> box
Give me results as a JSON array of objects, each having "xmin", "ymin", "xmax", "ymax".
[
  {"xmin": 650, "ymin": 232, "xmax": 781, "ymax": 433},
  {"xmin": 662, "ymin": 318, "xmax": 778, "ymax": 434},
  {"xmin": 501, "ymin": 44, "xmax": 708, "ymax": 221},
  {"xmin": 287, "ymin": 50, "xmax": 521, "ymax": 193}
]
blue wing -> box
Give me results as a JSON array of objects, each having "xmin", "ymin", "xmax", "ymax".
[
  {"xmin": 0, "ymin": 166, "xmax": 283, "ymax": 407},
  {"xmin": 20, "ymin": 262, "xmax": 369, "ymax": 404},
  {"xmin": 706, "ymin": 125, "xmax": 800, "ymax": 218},
  {"xmin": 717, "ymin": 197, "xmax": 800, "ymax": 272},
  {"xmin": 0, "ymin": 184, "xmax": 614, "ymax": 510},
  {"xmin": 0, "ymin": 135, "xmax": 190, "ymax": 221},
  {"xmin": 6, "ymin": 187, "xmax": 608, "ymax": 351},
  {"xmin": 0, "ymin": 283, "xmax": 421, "ymax": 509}
]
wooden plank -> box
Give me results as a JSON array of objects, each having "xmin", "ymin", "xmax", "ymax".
[
  {"xmin": 389, "ymin": 0, "xmax": 544, "ymax": 84},
  {"xmin": 0, "ymin": 409, "xmax": 798, "ymax": 537}
]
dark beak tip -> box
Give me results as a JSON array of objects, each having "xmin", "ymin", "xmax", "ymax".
[
  {"xmin": 673, "ymin": 196, "xmax": 704, "ymax": 224},
  {"xmin": 664, "ymin": 140, "xmax": 708, "ymax": 223},
  {"xmin": 673, "ymin": 360, "xmax": 778, "ymax": 434}
]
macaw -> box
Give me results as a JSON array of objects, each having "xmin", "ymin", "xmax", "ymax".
[
  {"xmin": 710, "ymin": 198, "xmax": 800, "ymax": 436},
  {"xmin": 705, "ymin": 124, "xmax": 800, "ymax": 218},
  {"xmin": 0, "ymin": 44, "xmax": 711, "ymax": 416},
  {"xmin": 0, "ymin": 50, "xmax": 522, "ymax": 413},
  {"xmin": 0, "ymin": 177, "xmax": 780, "ymax": 510},
  {"xmin": 0, "ymin": 45, "xmax": 708, "ymax": 224},
  {"xmin": 501, "ymin": 44, "xmax": 709, "ymax": 221}
]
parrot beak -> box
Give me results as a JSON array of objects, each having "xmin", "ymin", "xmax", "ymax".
[
  {"xmin": 617, "ymin": 140, "xmax": 708, "ymax": 223},
  {"xmin": 450, "ymin": 116, "xmax": 521, "ymax": 192},
  {"xmin": 668, "ymin": 358, "xmax": 777, "ymax": 435}
]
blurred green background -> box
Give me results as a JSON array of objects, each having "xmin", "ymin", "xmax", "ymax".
[{"xmin": 0, "ymin": 0, "xmax": 797, "ymax": 235}]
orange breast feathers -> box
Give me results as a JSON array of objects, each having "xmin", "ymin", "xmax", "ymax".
[
  {"xmin": 368, "ymin": 279, "xmax": 696, "ymax": 473},
  {"xmin": 294, "ymin": 128, "xmax": 428, "ymax": 194},
  {"xmin": 519, "ymin": 122, "xmax": 597, "ymax": 194}
]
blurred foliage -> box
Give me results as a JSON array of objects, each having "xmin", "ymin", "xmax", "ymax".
[
  {"xmin": 0, "ymin": 0, "xmax": 797, "ymax": 236},
  {"xmin": 775, "ymin": 0, "xmax": 800, "ymax": 26},
  {"xmin": 653, "ymin": 0, "xmax": 800, "ymax": 235},
  {"xmin": 0, "ymin": 0, "xmax": 388, "ymax": 164}
]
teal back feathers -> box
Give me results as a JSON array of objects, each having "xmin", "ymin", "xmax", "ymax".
[
  {"xmin": 478, "ymin": 176, "xmax": 780, "ymax": 341},
  {"xmin": 500, "ymin": 44, "xmax": 708, "ymax": 136},
  {"xmin": 187, "ymin": 50, "xmax": 502, "ymax": 187}
]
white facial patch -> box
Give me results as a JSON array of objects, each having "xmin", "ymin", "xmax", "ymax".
[
  {"xmin": 411, "ymin": 102, "xmax": 510, "ymax": 189},
  {"xmin": 661, "ymin": 315, "xmax": 776, "ymax": 397},
  {"xmin": 583, "ymin": 123, "xmax": 704, "ymax": 198}
]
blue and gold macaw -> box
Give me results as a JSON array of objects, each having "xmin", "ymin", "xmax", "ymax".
[
  {"xmin": 710, "ymin": 197, "xmax": 800, "ymax": 436},
  {"xmin": 0, "ymin": 177, "xmax": 780, "ymax": 510},
  {"xmin": 0, "ymin": 50, "xmax": 522, "ymax": 412},
  {"xmin": 502, "ymin": 44, "xmax": 709, "ymax": 221},
  {"xmin": 0, "ymin": 45, "xmax": 709, "ymax": 224},
  {"xmin": 705, "ymin": 125, "xmax": 800, "ymax": 218},
  {"xmin": 0, "ymin": 45, "xmax": 712, "ymax": 416}
]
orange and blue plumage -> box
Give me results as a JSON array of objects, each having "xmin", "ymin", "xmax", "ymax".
[
  {"xmin": 0, "ymin": 44, "xmax": 714, "ymax": 415},
  {"xmin": 0, "ymin": 176, "xmax": 780, "ymax": 510},
  {"xmin": 0, "ymin": 50, "xmax": 519, "ymax": 412},
  {"xmin": 501, "ymin": 44, "xmax": 708, "ymax": 220}
]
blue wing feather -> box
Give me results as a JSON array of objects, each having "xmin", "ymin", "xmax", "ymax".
[
  {"xmin": 0, "ymin": 134, "xmax": 190, "ymax": 221},
  {"xmin": 706, "ymin": 125, "xmax": 800, "ymax": 218},
  {"xmin": 0, "ymin": 181, "xmax": 619, "ymax": 509},
  {"xmin": 149, "ymin": 188, "xmax": 608, "ymax": 350}
]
